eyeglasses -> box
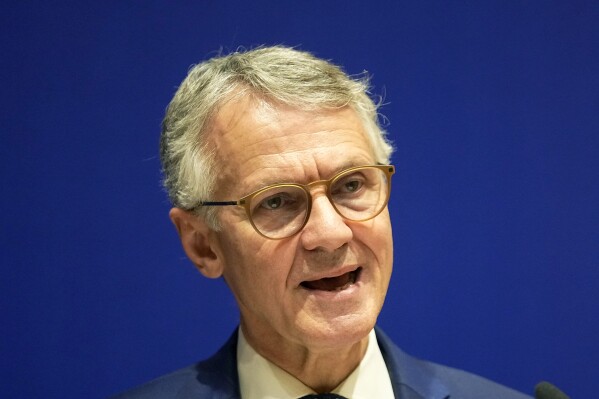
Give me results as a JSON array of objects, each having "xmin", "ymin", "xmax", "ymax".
[{"xmin": 195, "ymin": 165, "xmax": 395, "ymax": 240}]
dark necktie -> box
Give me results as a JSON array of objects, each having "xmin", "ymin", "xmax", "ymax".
[{"xmin": 298, "ymin": 394, "xmax": 349, "ymax": 399}]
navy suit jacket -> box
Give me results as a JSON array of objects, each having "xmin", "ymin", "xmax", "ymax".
[{"xmin": 111, "ymin": 328, "xmax": 531, "ymax": 398}]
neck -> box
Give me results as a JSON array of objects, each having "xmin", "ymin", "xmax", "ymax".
[{"xmin": 240, "ymin": 323, "xmax": 370, "ymax": 393}]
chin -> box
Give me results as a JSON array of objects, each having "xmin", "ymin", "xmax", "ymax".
[{"xmin": 296, "ymin": 313, "xmax": 377, "ymax": 350}]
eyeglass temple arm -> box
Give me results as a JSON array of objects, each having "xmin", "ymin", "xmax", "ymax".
[{"xmin": 199, "ymin": 201, "xmax": 241, "ymax": 206}]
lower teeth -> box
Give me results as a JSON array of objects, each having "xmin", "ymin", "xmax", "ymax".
[{"xmin": 332, "ymin": 271, "xmax": 357, "ymax": 291}]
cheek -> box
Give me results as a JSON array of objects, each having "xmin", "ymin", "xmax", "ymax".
[
  {"xmin": 361, "ymin": 213, "xmax": 393, "ymax": 266},
  {"xmin": 219, "ymin": 232, "xmax": 298, "ymax": 298},
  {"xmin": 360, "ymin": 216, "xmax": 393, "ymax": 302}
]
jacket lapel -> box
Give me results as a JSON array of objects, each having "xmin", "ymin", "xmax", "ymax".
[{"xmin": 376, "ymin": 328, "xmax": 451, "ymax": 399}]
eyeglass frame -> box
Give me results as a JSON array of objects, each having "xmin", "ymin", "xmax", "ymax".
[{"xmin": 191, "ymin": 164, "xmax": 396, "ymax": 240}]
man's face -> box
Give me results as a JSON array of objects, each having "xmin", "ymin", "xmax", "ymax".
[{"xmin": 202, "ymin": 96, "xmax": 393, "ymax": 352}]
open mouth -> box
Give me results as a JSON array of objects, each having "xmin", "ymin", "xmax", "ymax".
[{"xmin": 300, "ymin": 267, "xmax": 362, "ymax": 292}]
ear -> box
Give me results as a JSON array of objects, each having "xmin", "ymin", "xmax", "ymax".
[{"xmin": 169, "ymin": 207, "xmax": 224, "ymax": 279}]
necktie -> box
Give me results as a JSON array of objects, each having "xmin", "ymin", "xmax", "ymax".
[{"xmin": 298, "ymin": 394, "xmax": 349, "ymax": 399}]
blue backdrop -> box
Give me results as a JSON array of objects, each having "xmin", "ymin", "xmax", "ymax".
[{"xmin": 2, "ymin": 1, "xmax": 597, "ymax": 398}]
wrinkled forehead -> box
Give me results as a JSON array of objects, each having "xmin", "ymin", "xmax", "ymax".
[{"xmin": 205, "ymin": 95, "xmax": 375, "ymax": 197}]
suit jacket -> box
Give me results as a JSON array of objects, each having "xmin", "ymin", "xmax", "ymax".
[{"xmin": 111, "ymin": 327, "xmax": 531, "ymax": 399}]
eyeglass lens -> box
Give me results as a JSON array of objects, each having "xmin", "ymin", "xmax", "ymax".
[{"xmin": 248, "ymin": 167, "xmax": 390, "ymax": 239}]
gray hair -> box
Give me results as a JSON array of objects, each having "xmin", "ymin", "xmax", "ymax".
[{"xmin": 160, "ymin": 46, "xmax": 393, "ymax": 229}]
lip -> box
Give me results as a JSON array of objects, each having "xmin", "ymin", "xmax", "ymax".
[
  {"xmin": 300, "ymin": 265, "xmax": 362, "ymax": 284},
  {"xmin": 299, "ymin": 266, "xmax": 363, "ymax": 293}
]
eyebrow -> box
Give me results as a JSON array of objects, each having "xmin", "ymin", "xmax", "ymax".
[{"xmin": 245, "ymin": 159, "xmax": 374, "ymax": 193}]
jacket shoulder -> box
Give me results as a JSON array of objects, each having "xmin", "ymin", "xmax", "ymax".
[
  {"xmin": 109, "ymin": 365, "xmax": 202, "ymax": 399},
  {"xmin": 108, "ymin": 331, "xmax": 240, "ymax": 399},
  {"xmin": 423, "ymin": 360, "xmax": 532, "ymax": 399},
  {"xmin": 375, "ymin": 328, "xmax": 532, "ymax": 399}
]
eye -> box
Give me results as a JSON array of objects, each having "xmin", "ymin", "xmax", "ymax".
[
  {"xmin": 262, "ymin": 195, "xmax": 284, "ymax": 209},
  {"xmin": 332, "ymin": 173, "xmax": 366, "ymax": 195},
  {"xmin": 257, "ymin": 193, "xmax": 295, "ymax": 210},
  {"xmin": 343, "ymin": 179, "xmax": 362, "ymax": 192}
]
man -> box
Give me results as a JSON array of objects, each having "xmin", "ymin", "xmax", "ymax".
[{"xmin": 113, "ymin": 46, "xmax": 531, "ymax": 398}]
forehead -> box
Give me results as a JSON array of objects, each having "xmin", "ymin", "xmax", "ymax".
[{"xmin": 207, "ymin": 95, "xmax": 376, "ymax": 194}]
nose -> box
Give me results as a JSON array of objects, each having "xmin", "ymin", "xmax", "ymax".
[{"xmin": 300, "ymin": 192, "xmax": 353, "ymax": 251}]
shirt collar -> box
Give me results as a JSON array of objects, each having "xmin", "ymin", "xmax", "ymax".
[{"xmin": 237, "ymin": 328, "xmax": 395, "ymax": 399}]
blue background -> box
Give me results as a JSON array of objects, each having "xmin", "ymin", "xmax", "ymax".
[{"xmin": 2, "ymin": 1, "xmax": 597, "ymax": 398}]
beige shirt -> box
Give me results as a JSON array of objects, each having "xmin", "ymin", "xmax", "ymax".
[{"xmin": 237, "ymin": 328, "xmax": 395, "ymax": 399}]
